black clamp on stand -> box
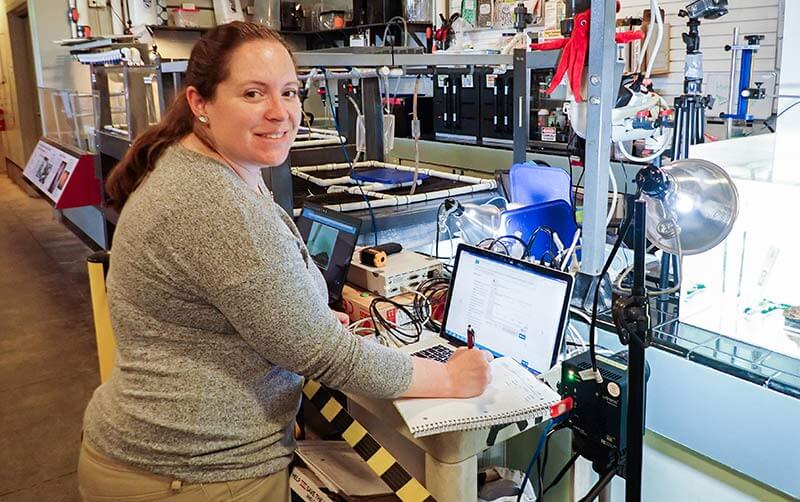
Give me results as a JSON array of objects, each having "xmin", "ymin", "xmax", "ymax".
[
  {"xmin": 513, "ymin": 2, "xmax": 534, "ymax": 33},
  {"xmin": 560, "ymin": 0, "xmax": 590, "ymax": 37}
]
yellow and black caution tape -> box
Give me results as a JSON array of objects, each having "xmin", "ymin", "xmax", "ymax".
[{"xmin": 303, "ymin": 380, "xmax": 436, "ymax": 502}]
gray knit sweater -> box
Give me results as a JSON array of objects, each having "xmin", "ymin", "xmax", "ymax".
[{"xmin": 82, "ymin": 144, "xmax": 413, "ymax": 483}]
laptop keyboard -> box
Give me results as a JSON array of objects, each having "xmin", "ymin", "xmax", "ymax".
[{"xmin": 411, "ymin": 344, "xmax": 455, "ymax": 363}]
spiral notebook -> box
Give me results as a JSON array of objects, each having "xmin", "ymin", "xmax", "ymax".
[{"xmin": 393, "ymin": 357, "xmax": 562, "ymax": 438}]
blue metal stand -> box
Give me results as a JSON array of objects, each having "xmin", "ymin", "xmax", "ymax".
[{"xmin": 720, "ymin": 34, "xmax": 765, "ymax": 122}]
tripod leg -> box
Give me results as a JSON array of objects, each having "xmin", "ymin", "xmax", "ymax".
[
  {"xmin": 683, "ymin": 102, "xmax": 692, "ymax": 158},
  {"xmin": 676, "ymin": 106, "xmax": 685, "ymax": 160},
  {"xmin": 671, "ymin": 106, "xmax": 680, "ymax": 160},
  {"xmin": 672, "ymin": 253, "xmax": 680, "ymax": 285},
  {"xmin": 659, "ymin": 252, "xmax": 671, "ymax": 289},
  {"xmin": 699, "ymin": 107, "xmax": 706, "ymax": 142}
]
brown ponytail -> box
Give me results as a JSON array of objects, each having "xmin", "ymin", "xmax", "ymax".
[{"xmin": 106, "ymin": 21, "xmax": 293, "ymax": 210}]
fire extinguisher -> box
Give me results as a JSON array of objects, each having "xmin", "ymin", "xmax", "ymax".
[{"xmin": 0, "ymin": 108, "xmax": 6, "ymax": 132}]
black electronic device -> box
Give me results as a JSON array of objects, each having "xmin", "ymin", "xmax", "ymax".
[
  {"xmin": 478, "ymin": 68, "xmax": 570, "ymax": 150},
  {"xmin": 433, "ymin": 71, "xmax": 482, "ymax": 141},
  {"xmin": 263, "ymin": 163, "xmax": 293, "ymax": 215},
  {"xmin": 384, "ymin": 95, "xmax": 433, "ymax": 139},
  {"xmin": 561, "ymin": 0, "xmax": 590, "ymax": 36},
  {"xmin": 352, "ymin": 0, "xmax": 403, "ymax": 25},
  {"xmin": 479, "ymin": 71, "xmax": 515, "ymax": 143},
  {"xmin": 280, "ymin": 1, "xmax": 303, "ymax": 30},
  {"xmin": 682, "ymin": 0, "xmax": 728, "ymax": 20},
  {"xmin": 435, "ymin": 244, "xmax": 574, "ymax": 374},
  {"xmin": 559, "ymin": 350, "xmax": 649, "ymax": 477},
  {"xmin": 295, "ymin": 203, "xmax": 361, "ymax": 306},
  {"xmin": 360, "ymin": 242, "xmax": 402, "ymax": 268}
]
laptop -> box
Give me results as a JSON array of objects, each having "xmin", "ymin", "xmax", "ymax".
[
  {"xmin": 295, "ymin": 202, "xmax": 361, "ymax": 307},
  {"xmin": 402, "ymin": 243, "xmax": 574, "ymax": 376}
]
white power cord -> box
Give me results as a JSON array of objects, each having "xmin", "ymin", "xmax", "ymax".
[
  {"xmin": 382, "ymin": 16, "xmax": 408, "ymax": 47},
  {"xmin": 482, "ymin": 196, "xmax": 509, "ymax": 207},
  {"xmin": 645, "ymin": 0, "xmax": 664, "ymax": 78},
  {"xmin": 617, "ymin": 131, "xmax": 671, "ymax": 163},
  {"xmin": 636, "ymin": 0, "xmax": 664, "ymax": 79},
  {"xmin": 400, "ymin": 287, "xmax": 433, "ymax": 329},
  {"xmin": 346, "ymin": 95, "xmax": 362, "ymax": 116},
  {"xmin": 409, "ymin": 76, "xmax": 421, "ymax": 195},
  {"xmin": 614, "ymin": 200, "xmax": 683, "ymax": 297},
  {"xmin": 569, "ymin": 306, "xmax": 592, "ymax": 326},
  {"xmin": 347, "ymin": 317, "xmax": 376, "ymax": 337},
  {"xmin": 567, "ymin": 324, "xmax": 587, "ymax": 352},
  {"xmin": 560, "ymin": 228, "xmax": 582, "ymax": 271},
  {"xmin": 607, "ymin": 167, "xmax": 619, "ymax": 228}
]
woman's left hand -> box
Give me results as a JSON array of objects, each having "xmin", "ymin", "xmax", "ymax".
[{"xmin": 332, "ymin": 310, "xmax": 349, "ymax": 326}]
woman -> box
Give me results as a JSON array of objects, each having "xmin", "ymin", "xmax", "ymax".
[{"xmin": 79, "ymin": 22, "xmax": 492, "ymax": 501}]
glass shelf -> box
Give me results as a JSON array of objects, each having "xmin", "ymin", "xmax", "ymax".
[{"xmin": 586, "ymin": 295, "xmax": 800, "ymax": 400}]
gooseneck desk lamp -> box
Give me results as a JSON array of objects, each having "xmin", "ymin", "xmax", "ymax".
[{"xmin": 612, "ymin": 158, "xmax": 739, "ymax": 501}]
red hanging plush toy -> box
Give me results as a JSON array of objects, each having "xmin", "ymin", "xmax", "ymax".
[{"xmin": 531, "ymin": 2, "xmax": 644, "ymax": 102}]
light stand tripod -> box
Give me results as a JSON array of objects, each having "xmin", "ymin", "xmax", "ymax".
[
  {"xmin": 662, "ymin": 2, "xmax": 727, "ymax": 291},
  {"xmin": 613, "ymin": 190, "xmax": 654, "ymax": 502},
  {"xmin": 611, "ymin": 154, "xmax": 739, "ymax": 502},
  {"xmin": 670, "ymin": 15, "xmax": 714, "ymax": 161},
  {"xmin": 670, "ymin": 0, "xmax": 728, "ymax": 161}
]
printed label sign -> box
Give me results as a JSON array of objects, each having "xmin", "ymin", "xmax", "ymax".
[{"xmin": 23, "ymin": 140, "xmax": 80, "ymax": 202}]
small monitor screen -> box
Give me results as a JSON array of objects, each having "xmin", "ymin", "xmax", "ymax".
[
  {"xmin": 296, "ymin": 204, "xmax": 360, "ymax": 304},
  {"xmin": 442, "ymin": 245, "xmax": 572, "ymax": 375}
]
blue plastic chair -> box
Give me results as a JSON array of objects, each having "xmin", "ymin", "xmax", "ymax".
[
  {"xmin": 501, "ymin": 199, "xmax": 578, "ymax": 262},
  {"xmin": 509, "ymin": 161, "xmax": 572, "ymax": 207}
]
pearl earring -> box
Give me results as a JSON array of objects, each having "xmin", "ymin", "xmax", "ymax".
[{"xmin": 198, "ymin": 115, "xmax": 209, "ymax": 124}]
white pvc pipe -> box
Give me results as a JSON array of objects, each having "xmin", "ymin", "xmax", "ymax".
[
  {"xmin": 291, "ymin": 160, "xmax": 496, "ymax": 214},
  {"xmin": 292, "ymin": 161, "xmax": 497, "ymax": 187},
  {"xmin": 645, "ymin": 0, "xmax": 664, "ymax": 78}
]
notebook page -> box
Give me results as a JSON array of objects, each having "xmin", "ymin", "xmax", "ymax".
[{"xmin": 393, "ymin": 357, "xmax": 561, "ymax": 437}]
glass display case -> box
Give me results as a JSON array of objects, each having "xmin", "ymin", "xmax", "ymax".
[
  {"xmin": 673, "ymin": 133, "xmax": 800, "ymax": 397},
  {"xmin": 92, "ymin": 64, "xmax": 163, "ymax": 141},
  {"xmin": 38, "ymin": 87, "xmax": 96, "ymax": 153}
]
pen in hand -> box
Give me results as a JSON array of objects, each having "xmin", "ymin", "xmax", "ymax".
[{"xmin": 467, "ymin": 325, "xmax": 475, "ymax": 349}]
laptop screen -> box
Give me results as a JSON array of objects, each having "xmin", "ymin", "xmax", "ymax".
[
  {"xmin": 296, "ymin": 203, "xmax": 361, "ymax": 304},
  {"xmin": 441, "ymin": 244, "xmax": 573, "ymax": 375}
]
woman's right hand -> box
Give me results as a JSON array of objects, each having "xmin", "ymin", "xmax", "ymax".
[
  {"xmin": 444, "ymin": 348, "xmax": 494, "ymax": 398},
  {"xmin": 402, "ymin": 348, "xmax": 494, "ymax": 399}
]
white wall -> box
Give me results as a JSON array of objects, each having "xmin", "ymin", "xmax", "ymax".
[
  {"xmin": 0, "ymin": 0, "xmax": 27, "ymax": 167},
  {"xmin": 28, "ymin": 0, "xmax": 90, "ymax": 92},
  {"xmin": 773, "ymin": 0, "xmax": 798, "ymax": 184},
  {"xmin": 571, "ymin": 432, "xmax": 795, "ymax": 502},
  {"xmin": 618, "ymin": 0, "xmax": 781, "ymax": 120}
]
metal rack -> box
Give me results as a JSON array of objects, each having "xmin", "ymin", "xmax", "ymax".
[{"xmin": 87, "ymin": 50, "xmax": 160, "ymax": 248}]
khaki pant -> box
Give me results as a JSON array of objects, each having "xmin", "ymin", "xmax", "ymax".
[{"xmin": 78, "ymin": 439, "xmax": 289, "ymax": 501}]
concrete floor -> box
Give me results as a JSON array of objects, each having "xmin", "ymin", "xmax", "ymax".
[{"xmin": 0, "ymin": 171, "xmax": 98, "ymax": 501}]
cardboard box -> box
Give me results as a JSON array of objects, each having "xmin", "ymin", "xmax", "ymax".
[
  {"xmin": 291, "ymin": 467, "xmax": 334, "ymax": 502},
  {"xmin": 291, "ymin": 441, "xmax": 397, "ymax": 502},
  {"xmin": 341, "ymin": 284, "xmax": 415, "ymax": 330}
]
